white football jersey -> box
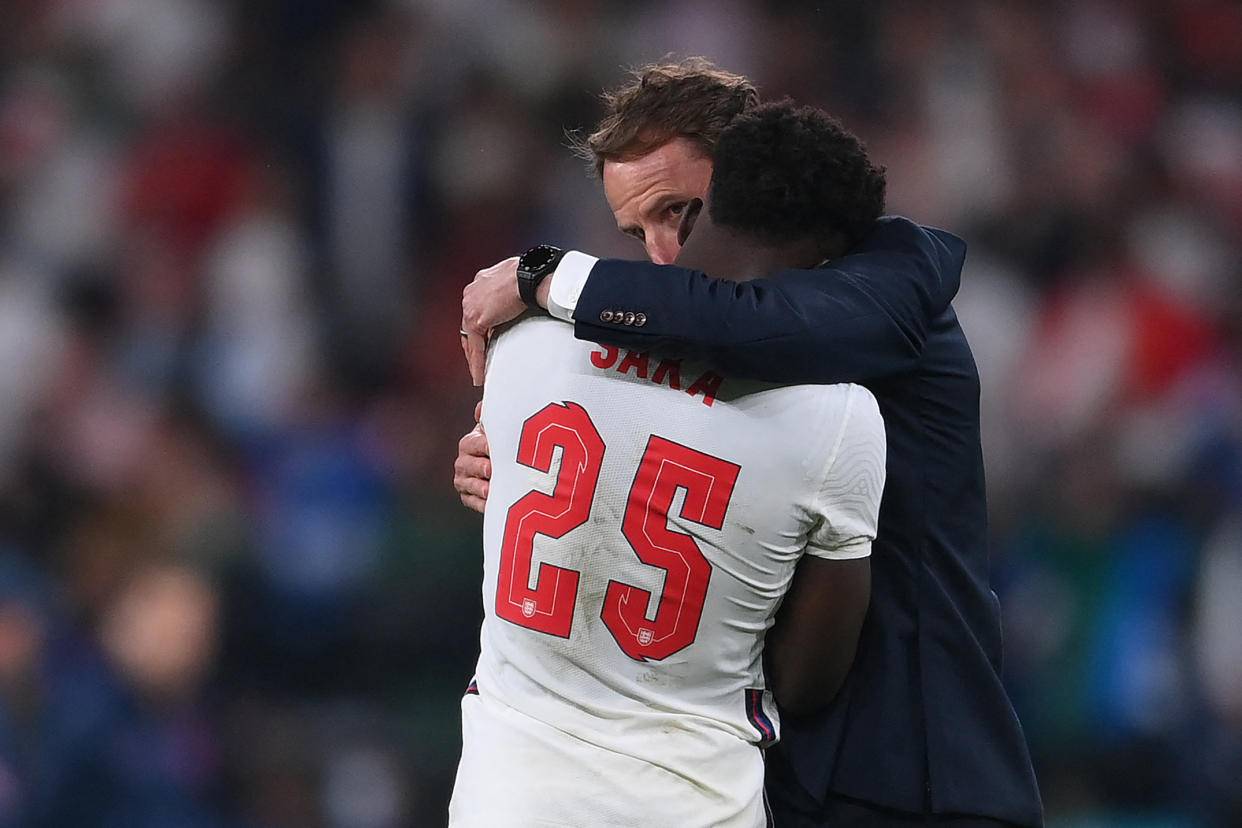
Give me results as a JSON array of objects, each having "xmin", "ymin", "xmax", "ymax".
[{"xmin": 449, "ymin": 316, "xmax": 885, "ymax": 828}]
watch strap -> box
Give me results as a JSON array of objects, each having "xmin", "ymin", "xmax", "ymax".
[{"xmin": 517, "ymin": 245, "xmax": 565, "ymax": 309}]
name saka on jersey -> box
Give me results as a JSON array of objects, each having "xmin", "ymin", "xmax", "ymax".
[{"xmin": 449, "ymin": 316, "xmax": 885, "ymax": 828}]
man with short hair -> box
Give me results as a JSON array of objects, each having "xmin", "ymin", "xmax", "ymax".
[
  {"xmin": 573, "ymin": 56, "xmax": 759, "ymax": 266},
  {"xmin": 448, "ymin": 100, "xmax": 887, "ymax": 827},
  {"xmin": 457, "ymin": 58, "xmax": 1043, "ymax": 828}
]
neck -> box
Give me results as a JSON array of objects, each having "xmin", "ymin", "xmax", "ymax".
[{"xmin": 721, "ymin": 234, "xmax": 826, "ymax": 281}]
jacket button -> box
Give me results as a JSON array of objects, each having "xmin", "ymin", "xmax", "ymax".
[
  {"xmin": 634, "ymin": 313, "xmax": 647, "ymax": 327},
  {"xmin": 623, "ymin": 312, "xmax": 636, "ymax": 325},
  {"xmin": 600, "ymin": 310, "xmax": 615, "ymax": 322}
]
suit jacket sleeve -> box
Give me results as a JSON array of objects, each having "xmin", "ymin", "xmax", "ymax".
[{"xmin": 571, "ymin": 216, "xmax": 966, "ymax": 384}]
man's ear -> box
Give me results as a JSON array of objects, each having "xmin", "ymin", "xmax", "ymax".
[{"xmin": 677, "ymin": 198, "xmax": 704, "ymax": 247}]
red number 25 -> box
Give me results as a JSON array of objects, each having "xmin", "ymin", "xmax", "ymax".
[{"xmin": 495, "ymin": 402, "xmax": 739, "ymax": 662}]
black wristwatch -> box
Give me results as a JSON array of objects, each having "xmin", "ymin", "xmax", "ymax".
[{"xmin": 516, "ymin": 244, "xmax": 565, "ymax": 310}]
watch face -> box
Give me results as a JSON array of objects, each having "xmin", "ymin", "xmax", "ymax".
[{"xmin": 521, "ymin": 245, "xmax": 560, "ymax": 274}]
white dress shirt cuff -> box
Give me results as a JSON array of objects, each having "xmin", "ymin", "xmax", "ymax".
[{"xmin": 546, "ymin": 251, "xmax": 599, "ymax": 322}]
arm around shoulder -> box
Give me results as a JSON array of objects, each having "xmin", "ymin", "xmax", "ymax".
[{"xmin": 570, "ymin": 218, "xmax": 966, "ymax": 384}]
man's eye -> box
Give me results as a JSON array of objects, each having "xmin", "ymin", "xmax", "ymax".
[{"xmin": 668, "ymin": 203, "xmax": 686, "ymax": 216}]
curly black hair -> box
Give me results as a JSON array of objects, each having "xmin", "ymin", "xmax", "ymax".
[{"xmin": 707, "ymin": 101, "xmax": 887, "ymax": 250}]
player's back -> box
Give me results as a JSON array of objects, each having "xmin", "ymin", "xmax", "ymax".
[{"xmin": 449, "ymin": 316, "xmax": 884, "ymax": 828}]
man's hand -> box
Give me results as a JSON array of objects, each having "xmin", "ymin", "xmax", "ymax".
[
  {"xmin": 461, "ymin": 256, "xmax": 524, "ymax": 386},
  {"xmin": 454, "ymin": 402, "xmax": 491, "ymax": 513}
]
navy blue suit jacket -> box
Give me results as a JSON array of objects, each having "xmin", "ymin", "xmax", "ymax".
[{"xmin": 570, "ymin": 217, "xmax": 1043, "ymax": 826}]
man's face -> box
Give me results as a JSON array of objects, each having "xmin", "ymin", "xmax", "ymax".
[
  {"xmin": 602, "ymin": 138, "xmax": 714, "ymax": 265},
  {"xmin": 671, "ymin": 198, "xmax": 762, "ymax": 280},
  {"xmin": 671, "ymin": 198, "xmax": 730, "ymax": 276}
]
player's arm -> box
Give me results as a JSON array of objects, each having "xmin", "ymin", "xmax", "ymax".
[
  {"xmin": 765, "ymin": 556, "xmax": 869, "ymax": 716},
  {"xmin": 766, "ymin": 385, "xmax": 886, "ymax": 716}
]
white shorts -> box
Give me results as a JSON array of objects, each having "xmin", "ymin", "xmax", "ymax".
[{"xmin": 448, "ymin": 692, "xmax": 766, "ymax": 828}]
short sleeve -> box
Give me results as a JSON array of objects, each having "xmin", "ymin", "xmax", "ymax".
[{"xmin": 804, "ymin": 385, "xmax": 887, "ymax": 560}]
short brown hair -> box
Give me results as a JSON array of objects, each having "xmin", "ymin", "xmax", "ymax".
[{"xmin": 570, "ymin": 58, "xmax": 759, "ymax": 177}]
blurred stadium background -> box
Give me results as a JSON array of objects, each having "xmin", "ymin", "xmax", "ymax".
[{"xmin": 0, "ymin": 0, "xmax": 1239, "ymax": 826}]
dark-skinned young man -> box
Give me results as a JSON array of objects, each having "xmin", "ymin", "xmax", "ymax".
[{"xmin": 449, "ymin": 101, "xmax": 885, "ymax": 827}]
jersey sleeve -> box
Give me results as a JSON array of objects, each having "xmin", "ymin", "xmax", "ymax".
[{"xmin": 804, "ymin": 385, "xmax": 887, "ymax": 560}]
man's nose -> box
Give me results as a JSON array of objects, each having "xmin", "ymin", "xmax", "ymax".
[{"xmin": 645, "ymin": 229, "xmax": 681, "ymax": 265}]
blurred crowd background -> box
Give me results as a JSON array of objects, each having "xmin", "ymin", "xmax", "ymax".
[{"xmin": 0, "ymin": 0, "xmax": 1239, "ymax": 825}]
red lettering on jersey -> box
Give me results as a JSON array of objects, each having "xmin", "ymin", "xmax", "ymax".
[
  {"xmin": 590, "ymin": 344, "xmax": 619, "ymax": 369},
  {"xmin": 603, "ymin": 435, "xmax": 739, "ymax": 661},
  {"xmin": 616, "ymin": 350, "xmax": 651, "ymax": 379},
  {"xmin": 651, "ymin": 358, "xmax": 682, "ymax": 391},
  {"xmin": 496, "ymin": 402, "xmax": 603, "ymax": 638},
  {"xmin": 685, "ymin": 371, "xmax": 724, "ymax": 407},
  {"xmin": 594, "ymin": 346, "xmax": 717, "ymax": 404}
]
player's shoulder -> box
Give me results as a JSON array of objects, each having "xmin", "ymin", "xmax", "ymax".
[
  {"xmin": 714, "ymin": 381, "xmax": 882, "ymax": 467},
  {"xmin": 838, "ymin": 382, "xmax": 881, "ymax": 423},
  {"xmin": 810, "ymin": 383, "xmax": 883, "ymax": 444},
  {"xmin": 490, "ymin": 314, "xmax": 573, "ymax": 350},
  {"xmin": 486, "ymin": 315, "xmax": 583, "ymax": 374},
  {"xmin": 729, "ymin": 378, "xmax": 876, "ymax": 418},
  {"xmin": 775, "ymin": 382, "xmax": 884, "ymax": 462}
]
